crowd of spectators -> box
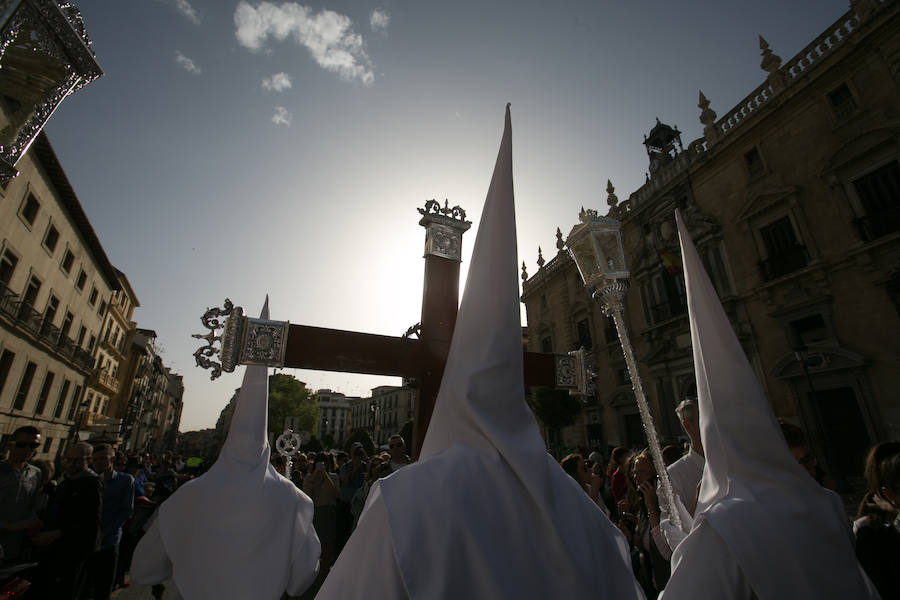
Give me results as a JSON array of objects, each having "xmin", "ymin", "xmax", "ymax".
[
  {"xmin": 556, "ymin": 399, "xmax": 900, "ymax": 600},
  {"xmin": 0, "ymin": 425, "xmax": 192, "ymax": 599},
  {"xmin": 1, "ymin": 415, "xmax": 895, "ymax": 599},
  {"xmin": 276, "ymin": 433, "xmax": 410, "ymax": 598}
]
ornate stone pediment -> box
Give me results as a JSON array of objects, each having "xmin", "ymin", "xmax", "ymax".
[
  {"xmin": 735, "ymin": 180, "xmax": 799, "ymax": 223},
  {"xmin": 819, "ymin": 124, "xmax": 900, "ymax": 176},
  {"xmin": 771, "ymin": 345, "xmax": 868, "ymax": 379}
]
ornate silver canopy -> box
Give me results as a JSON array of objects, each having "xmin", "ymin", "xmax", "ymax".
[
  {"xmin": 192, "ymin": 299, "xmax": 291, "ymax": 380},
  {"xmin": 1, "ymin": 0, "xmax": 103, "ymax": 183}
]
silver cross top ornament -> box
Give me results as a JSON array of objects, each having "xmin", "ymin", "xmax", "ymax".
[{"xmin": 191, "ymin": 299, "xmax": 290, "ymax": 380}]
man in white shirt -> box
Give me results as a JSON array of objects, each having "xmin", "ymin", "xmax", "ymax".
[{"xmin": 666, "ymin": 398, "xmax": 704, "ymax": 514}]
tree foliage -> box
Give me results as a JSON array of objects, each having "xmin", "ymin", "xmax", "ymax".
[
  {"xmin": 528, "ymin": 386, "xmax": 583, "ymax": 430},
  {"xmin": 344, "ymin": 429, "xmax": 375, "ymax": 456},
  {"xmin": 267, "ymin": 374, "xmax": 319, "ymax": 439}
]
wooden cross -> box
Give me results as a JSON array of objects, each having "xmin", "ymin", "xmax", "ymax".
[{"xmin": 196, "ymin": 201, "xmax": 572, "ymax": 458}]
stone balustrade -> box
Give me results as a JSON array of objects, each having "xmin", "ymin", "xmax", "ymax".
[{"xmin": 714, "ymin": 9, "xmax": 864, "ymax": 142}]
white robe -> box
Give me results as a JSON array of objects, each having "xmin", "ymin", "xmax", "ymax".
[{"xmin": 318, "ymin": 445, "xmax": 644, "ymax": 600}]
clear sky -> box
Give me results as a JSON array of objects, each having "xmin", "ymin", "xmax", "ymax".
[{"xmin": 43, "ymin": 0, "xmax": 849, "ymax": 432}]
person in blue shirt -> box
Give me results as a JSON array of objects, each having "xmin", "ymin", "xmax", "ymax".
[{"xmin": 87, "ymin": 443, "xmax": 134, "ymax": 600}]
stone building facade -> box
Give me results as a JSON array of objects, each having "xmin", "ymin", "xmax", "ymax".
[
  {"xmin": 348, "ymin": 385, "xmax": 415, "ymax": 447},
  {"xmin": 316, "ymin": 389, "xmax": 354, "ymax": 446},
  {"xmin": 0, "ymin": 132, "xmax": 119, "ymax": 459},
  {"xmin": 522, "ymin": 1, "xmax": 900, "ymax": 489}
]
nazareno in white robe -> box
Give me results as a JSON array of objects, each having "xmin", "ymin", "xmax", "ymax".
[
  {"xmin": 132, "ymin": 300, "xmax": 320, "ymax": 599},
  {"xmin": 317, "ymin": 106, "xmax": 644, "ymax": 600},
  {"xmin": 660, "ymin": 210, "xmax": 879, "ymax": 600}
]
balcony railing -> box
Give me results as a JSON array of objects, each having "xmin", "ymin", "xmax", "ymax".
[
  {"xmin": 0, "ymin": 282, "xmax": 94, "ymax": 372},
  {"xmin": 650, "ymin": 299, "xmax": 687, "ymax": 324},
  {"xmin": 759, "ymin": 245, "xmax": 809, "ymax": 281},
  {"xmin": 853, "ymin": 207, "xmax": 900, "ymax": 243},
  {"xmin": 94, "ymin": 369, "xmax": 119, "ymax": 394}
]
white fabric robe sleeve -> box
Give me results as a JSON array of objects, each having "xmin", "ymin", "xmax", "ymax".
[
  {"xmin": 131, "ymin": 519, "xmax": 173, "ymax": 585},
  {"xmin": 660, "ymin": 519, "xmax": 757, "ymax": 600},
  {"xmin": 316, "ymin": 488, "xmax": 408, "ymax": 599},
  {"xmin": 286, "ymin": 504, "xmax": 321, "ymax": 596}
]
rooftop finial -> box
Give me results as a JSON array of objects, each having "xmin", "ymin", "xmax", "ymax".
[
  {"xmin": 606, "ymin": 180, "xmax": 619, "ymax": 207},
  {"xmin": 521, "ymin": 261, "xmax": 528, "ymax": 283},
  {"xmin": 759, "ymin": 35, "xmax": 782, "ymax": 74},
  {"xmin": 537, "ymin": 246, "xmax": 545, "ymax": 268},
  {"xmin": 555, "ymin": 227, "xmax": 564, "ymax": 253},
  {"xmin": 698, "ymin": 90, "xmax": 720, "ymax": 145}
]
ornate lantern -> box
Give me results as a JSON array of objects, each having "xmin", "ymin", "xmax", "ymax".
[
  {"xmin": 1, "ymin": 0, "xmax": 102, "ymax": 183},
  {"xmin": 566, "ymin": 208, "xmax": 629, "ymax": 295},
  {"xmin": 566, "ymin": 207, "xmax": 682, "ymax": 530}
]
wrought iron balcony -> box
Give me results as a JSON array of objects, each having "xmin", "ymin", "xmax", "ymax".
[
  {"xmin": 758, "ymin": 245, "xmax": 809, "ymax": 282},
  {"xmin": 0, "ymin": 281, "xmax": 93, "ymax": 371}
]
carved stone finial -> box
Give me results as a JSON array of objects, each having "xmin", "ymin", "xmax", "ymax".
[
  {"xmin": 537, "ymin": 246, "xmax": 545, "ymax": 268},
  {"xmin": 556, "ymin": 227, "xmax": 564, "ymax": 252},
  {"xmin": 606, "ymin": 179, "xmax": 619, "ymax": 207},
  {"xmin": 521, "ymin": 261, "xmax": 528, "ymax": 282},
  {"xmin": 578, "ymin": 206, "xmax": 600, "ymax": 223},
  {"xmin": 698, "ymin": 90, "xmax": 720, "ymax": 145},
  {"xmin": 759, "ymin": 35, "xmax": 782, "ymax": 74}
]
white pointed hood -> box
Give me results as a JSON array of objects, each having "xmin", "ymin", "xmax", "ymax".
[
  {"xmin": 674, "ymin": 209, "xmax": 877, "ymax": 600},
  {"xmin": 419, "ymin": 104, "xmax": 553, "ymax": 505},
  {"xmin": 370, "ymin": 106, "xmax": 643, "ymax": 599},
  {"xmin": 219, "ymin": 296, "xmax": 271, "ymax": 467},
  {"xmin": 150, "ymin": 298, "xmax": 320, "ymax": 600}
]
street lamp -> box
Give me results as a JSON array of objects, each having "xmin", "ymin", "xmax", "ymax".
[
  {"xmin": 566, "ymin": 208, "xmax": 681, "ymax": 529},
  {"xmin": 1, "ymin": 0, "xmax": 103, "ymax": 183}
]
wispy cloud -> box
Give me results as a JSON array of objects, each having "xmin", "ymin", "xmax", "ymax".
[
  {"xmin": 262, "ymin": 72, "xmax": 292, "ymax": 92},
  {"xmin": 174, "ymin": 50, "xmax": 202, "ymax": 74},
  {"xmin": 234, "ymin": 1, "xmax": 375, "ymax": 86},
  {"xmin": 370, "ymin": 8, "xmax": 389, "ymax": 34},
  {"xmin": 175, "ymin": 0, "xmax": 200, "ymax": 24},
  {"xmin": 156, "ymin": 0, "xmax": 200, "ymax": 24},
  {"xmin": 271, "ymin": 106, "xmax": 293, "ymax": 126}
]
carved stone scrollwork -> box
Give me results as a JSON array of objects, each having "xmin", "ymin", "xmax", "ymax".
[{"xmin": 192, "ymin": 299, "xmax": 289, "ymax": 380}]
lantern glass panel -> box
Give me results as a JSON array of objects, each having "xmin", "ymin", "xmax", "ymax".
[
  {"xmin": 0, "ymin": 25, "xmax": 71, "ymax": 149},
  {"xmin": 595, "ymin": 231, "xmax": 625, "ymax": 275},
  {"xmin": 569, "ymin": 234, "xmax": 601, "ymax": 286}
]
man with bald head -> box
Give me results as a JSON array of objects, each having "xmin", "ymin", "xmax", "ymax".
[{"xmin": 30, "ymin": 441, "xmax": 101, "ymax": 599}]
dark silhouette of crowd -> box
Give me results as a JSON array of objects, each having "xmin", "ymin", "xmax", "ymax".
[
  {"xmin": 0, "ymin": 425, "xmax": 193, "ymax": 599},
  {"xmin": 1, "ymin": 418, "xmax": 895, "ymax": 599}
]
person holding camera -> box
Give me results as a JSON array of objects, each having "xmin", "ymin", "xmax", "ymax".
[{"xmin": 301, "ymin": 453, "xmax": 338, "ymax": 593}]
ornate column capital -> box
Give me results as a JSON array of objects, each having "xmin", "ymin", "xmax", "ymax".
[{"xmin": 418, "ymin": 199, "xmax": 472, "ymax": 261}]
